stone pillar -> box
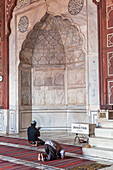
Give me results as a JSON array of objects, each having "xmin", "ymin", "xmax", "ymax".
[{"xmin": 0, "ymin": 0, "xmax": 17, "ymax": 134}]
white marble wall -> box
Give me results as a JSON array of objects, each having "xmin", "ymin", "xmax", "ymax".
[{"xmin": 2, "ymin": 0, "xmax": 99, "ymax": 134}]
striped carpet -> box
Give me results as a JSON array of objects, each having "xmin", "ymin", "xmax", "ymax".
[
  {"xmin": 0, "ymin": 136, "xmax": 31, "ymax": 146},
  {"xmin": 0, "ymin": 136, "xmax": 82, "ymax": 154},
  {"xmin": 0, "ymin": 144, "xmax": 94, "ymax": 169},
  {"xmin": 0, "ymin": 159, "xmax": 40, "ymax": 170}
]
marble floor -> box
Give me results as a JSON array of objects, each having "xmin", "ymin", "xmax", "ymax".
[{"xmin": 0, "ymin": 131, "xmax": 113, "ymax": 169}]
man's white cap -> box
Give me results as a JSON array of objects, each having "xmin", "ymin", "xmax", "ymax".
[{"xmin": 31, "ymin": 120, "xmax": 36, "ymax": 125}]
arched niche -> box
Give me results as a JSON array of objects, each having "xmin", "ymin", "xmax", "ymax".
[{"xmin": 19, "ymin": 13, "xmax": 86, "ymax": 130}]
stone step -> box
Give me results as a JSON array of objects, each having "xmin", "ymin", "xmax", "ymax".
[
  {"xmin": 95, "ymin": 128, "xmax": 113, "ymax": 138},
  {"xmin": 89, "ymin": 137, "xmax": 113, "ymax": 149},
  {"xmin": 83, "ymin": 146, "xmax": 113, "ymax": 160},
  {"xmin": 96, "ymin": 119, "xmax": 113, "ymax": 128}
]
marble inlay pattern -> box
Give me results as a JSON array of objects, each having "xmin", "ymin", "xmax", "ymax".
[
  {"xmin": 106, "ymin": 4, "xmax": 113, "ymax": 29},
  {"xmin": 107, "ymin": 51, "xmax": 113, "ymax": 76},
  {"xmin": 108, "ymin": 80, "xmax": 113, "ymax": 105},
  {"xmin": 107, "ymin": 33, "xmax": 113, "ymax": 47},
  {"xmin": 18, "ymin": 16, "xmax": 29, "ymax": 33},
  {"xmin": 68, "ymin": 0, "xmax": 84, "ymax": 15}
]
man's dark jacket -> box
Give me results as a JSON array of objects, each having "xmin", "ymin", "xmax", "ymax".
[{"xmin": 27, "ymin": 125, "xmax": 40, "ymax": 142}]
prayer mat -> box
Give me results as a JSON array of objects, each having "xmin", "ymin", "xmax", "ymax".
[
  {"xmin": 42, "ymin": 156, "xmax": 94, "ymax": 169},
  {"xmin": 0, "ymin": 144, "xmax": 94, "ymax": 169},
  {"xmin": 71, "ymin": 162, "xmax": 111, "ymax": 170},
  {"xmin": 0, "ymin": 159, "xmax": 40, "ymax": 169},
  {"xmin": 0, "ymin": 136, "xmax": 82, "ymax": 154}
]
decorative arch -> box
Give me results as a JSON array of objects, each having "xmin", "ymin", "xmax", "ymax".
[
  {"xmin": 19, "ymin": 13, "xmax": 85, "ymax": 65},
  {"xmin": 19, "ymin": 13, "xmax": 85, "ymax": 108}
]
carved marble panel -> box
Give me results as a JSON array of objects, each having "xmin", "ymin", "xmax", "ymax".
[
  {"xmin": 54, "ymin": 74, "xmax": 64, "ymax": 86},
  {"xmin": 21, "ymin": 87, "xmax": 31, "ymax": 105},
  {"xmin": 55, "ymin": 90, "xmax": 65, "ymax": 105},
  {"xmin": 20, "ymin": 112, "xmax": 32, "ymax": 129},
  {"xmin": 21, "ymin": 68, "xmax": 31, "ymax": 106},
  {"xmin": 68, "ymin": 88, "xmax": 85, "ymax": 105},
  {"xmin": 34, "ymin": 76, "xmax": 44, "ymax": 86},
  {"xmin": 33, "ymin": 69, "xmax": 65, "ymax": 106},
  {"xmin": 68, "ymin": 89, "xmax": 77, "ymax": 104},
  {"xmin": 68, "ymin": 70, "xmax": 76, "ymax": 85},
  {"xmin": 75, "ymin": 69, "xmax": 85, "ymax": 84},
  {"xmin": 9, "ymin": 111, "xmax": 16, "ymax": 132},
  {"xmin": 34, "ymin": 90, "xmax": 45, "ymax": 105},
  {"xmin": 76, "ymin": 88, "xmax": 86, "ymax": 104},
  {"xmin": 68, "ymin": 68, "xmax": 85, "ymax": 86},
  {"xmin": 45, "ymin": 91, "xmax": 55, "ymax": 105}
]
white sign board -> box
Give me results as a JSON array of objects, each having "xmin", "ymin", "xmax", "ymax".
[{"xmin": 71, "ymin": 123, "xmax": 89, "ymax": 134}]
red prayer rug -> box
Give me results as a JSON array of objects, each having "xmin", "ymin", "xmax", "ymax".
[
  {"xmin": 0, "ymin": 159, "xmax": 40, "ymax": 170},
  {"xmin": 0, "ymin": 144, "xmax": 94, "ymax": 169},
  {"xmin": 0, "ymin": 136, "xmax": 82, "ymax": 154}
]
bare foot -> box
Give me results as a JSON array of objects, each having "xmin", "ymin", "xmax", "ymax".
[
  {"xmin": 38, "ymin": 153, "xmax": 41, "ymax": 161},
  {"xmin": 41, "ymin": 153, "xmax": 45, "ymax": 162}
]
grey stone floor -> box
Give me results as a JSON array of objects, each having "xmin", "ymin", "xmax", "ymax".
[{"xmin": 0, "ymin": 131, "xmax": 113, "ymax": 169}]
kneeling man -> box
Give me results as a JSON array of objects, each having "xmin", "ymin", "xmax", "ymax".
[
  {"xmin": 38, "ymin": 140, "xmax": 65, "ymax": 161},
  {"xmin": 27, "ymin": 120, "xmax": 45, "ymax": 146}
]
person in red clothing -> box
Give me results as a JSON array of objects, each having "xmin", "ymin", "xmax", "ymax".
[{"xmin": 27, "ymin": 120, "xmax": 45, "ymax": 146}]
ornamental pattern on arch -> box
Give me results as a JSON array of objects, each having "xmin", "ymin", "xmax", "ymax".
[
  {"xmin": 20, "ymin": 14, "xmax": 85, "ymax": 65},
  {"xmin": 68, "ymin": 0, "xmax": 84, "ymax": 15}
]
